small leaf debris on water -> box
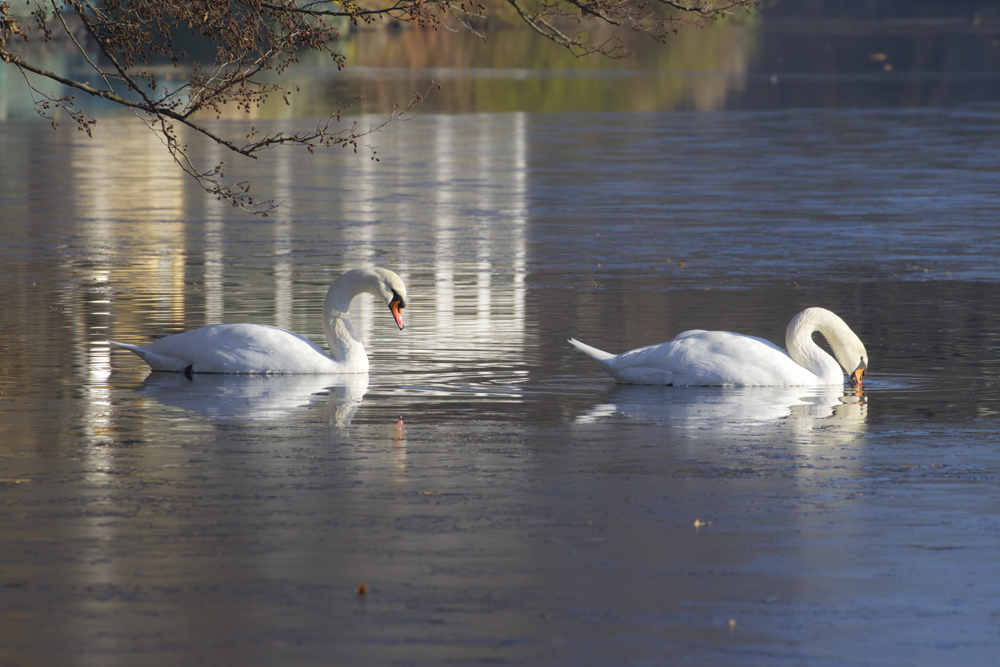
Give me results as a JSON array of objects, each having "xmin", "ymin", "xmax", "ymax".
[
  {"xmin": 694, "ymin": 518, "xmax": 711, "ymax": 528},
  {"xmin": 728, "ymin": 618, "xmax": 737, "ymax": 631},
  {"xmin": 356, "ymin": 582, "xmax": 368, "ymax": 596}
]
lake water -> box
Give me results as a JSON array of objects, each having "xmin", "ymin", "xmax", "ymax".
[{"xmin": 2, "ymin": 13, "xmax": 1000, "ymax": 667}]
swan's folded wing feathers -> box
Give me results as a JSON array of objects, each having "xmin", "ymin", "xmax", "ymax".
[
  {"xmin": 125, "ymin": 324, "xmax": 338, "ymax": 374},
  {"xmin": 671, "ymin": 329, "xmax": 709, "ymax": 339},
  {"xmin": 670, "ymin": 332, "xmax": 796, "ymax": 386},
  {"xmin": 609, "ymin": 331, "xmax": 801, "ymax": 386}
]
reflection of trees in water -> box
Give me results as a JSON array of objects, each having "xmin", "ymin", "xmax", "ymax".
[
  {"xmin": 347, "ymin": 22, "xmax": 752, "ymax": 73},
  {"xmin": 298, "ymin": 24, "xmax": 752, "ymax": 115}
]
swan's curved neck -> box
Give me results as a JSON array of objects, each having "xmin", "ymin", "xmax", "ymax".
[
  {"xmin": 785, "ymin": 310, "xmax": 853, "ymax": 383},
  {"xmin": 322, "ymin": 269, "xmax": 381, "ymax": 369}
]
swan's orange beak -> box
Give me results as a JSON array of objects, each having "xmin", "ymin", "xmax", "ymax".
[
  {"xmin": 389, "ymin": 297, "xmax": 405, "ymax": 330},
  {"xmin": 850, "ymin": 358, "xmax": 866, "ymax": 389}
]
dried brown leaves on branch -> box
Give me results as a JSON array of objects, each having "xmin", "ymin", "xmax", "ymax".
[{"xmin": 0, "ymin": 0, "xmax": 756, "ymax": 214}]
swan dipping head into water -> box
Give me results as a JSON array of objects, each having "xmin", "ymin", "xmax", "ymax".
[
  {"xmin": 110, "ymin": 267, "xmax": 407, "ymax": 374},
  {"xmin": 569, "ymin": 307, "xmax": 867, "ymax": 388}
]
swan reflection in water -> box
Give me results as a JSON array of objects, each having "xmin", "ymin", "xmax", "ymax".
[
  {"xmin": 135, "ymin": 372, "xmax": 369, "ymax": 425},
  {"xmin": 576, "ymin": 384, "xmax": 867, "ymax": 443}
]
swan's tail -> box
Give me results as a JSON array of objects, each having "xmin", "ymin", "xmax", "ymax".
[
  {"xmin": 568, "ymin": 338, "xmax": 616, "ymax": 366},
  {"xmin": 108, "ymin": 340, "xmax": 188, "ymax": 372},
  {"xmin": 108, "ymin": 339, "xmax": 152, "ymax": 366}
]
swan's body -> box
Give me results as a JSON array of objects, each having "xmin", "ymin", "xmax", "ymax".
[
  {"xmin": 110, "ymin": 267, "xmax": 406, "ymax": 374},
  {"xmin": 569, "ymin": 307, "xmax": 867, "ymax": 387}
]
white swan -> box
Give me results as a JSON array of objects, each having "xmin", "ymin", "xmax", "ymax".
[
  {"xmin": 569, "ymin": 307, "xmax": 867, "ymax": 387},
  {"xmin": 110, "ymin": 267, "xmax": 407, "ymax": 374}
]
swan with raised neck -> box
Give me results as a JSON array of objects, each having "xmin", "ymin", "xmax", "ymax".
[
  {"xmin": 110, "ymin": 267, "xmax": 407, "ymax": 374},
  {"xmin": 569, "ymin": 306, "xmax": 868, "ymax": 387}
]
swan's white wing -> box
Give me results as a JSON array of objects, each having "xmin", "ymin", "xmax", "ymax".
[
  {"xmin": 113, "ymin": 323, "xmax": 346, "ymax": 374},
  {"xmin": 605, "ymin": 330, "xmax": 824, "ymax": 386}
]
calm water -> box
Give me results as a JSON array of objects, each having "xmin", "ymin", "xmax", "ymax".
[{"xmin": 2, "ymin": 15, "xmax": 1000, "ymax": 667}]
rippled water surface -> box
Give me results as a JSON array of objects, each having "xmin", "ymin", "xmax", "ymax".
[{"xmin": 3, "ymin": 15, "xmax": 1000, "ymax": 667}]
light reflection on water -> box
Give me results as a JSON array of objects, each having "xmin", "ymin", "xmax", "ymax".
[
  {"xmin": 3, "ymin": 27, "xmax": 1000, "ymax": 666},
  {"xmin": 3, "ymin": 104, "xmax": 1000, "ymax": 427}
]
